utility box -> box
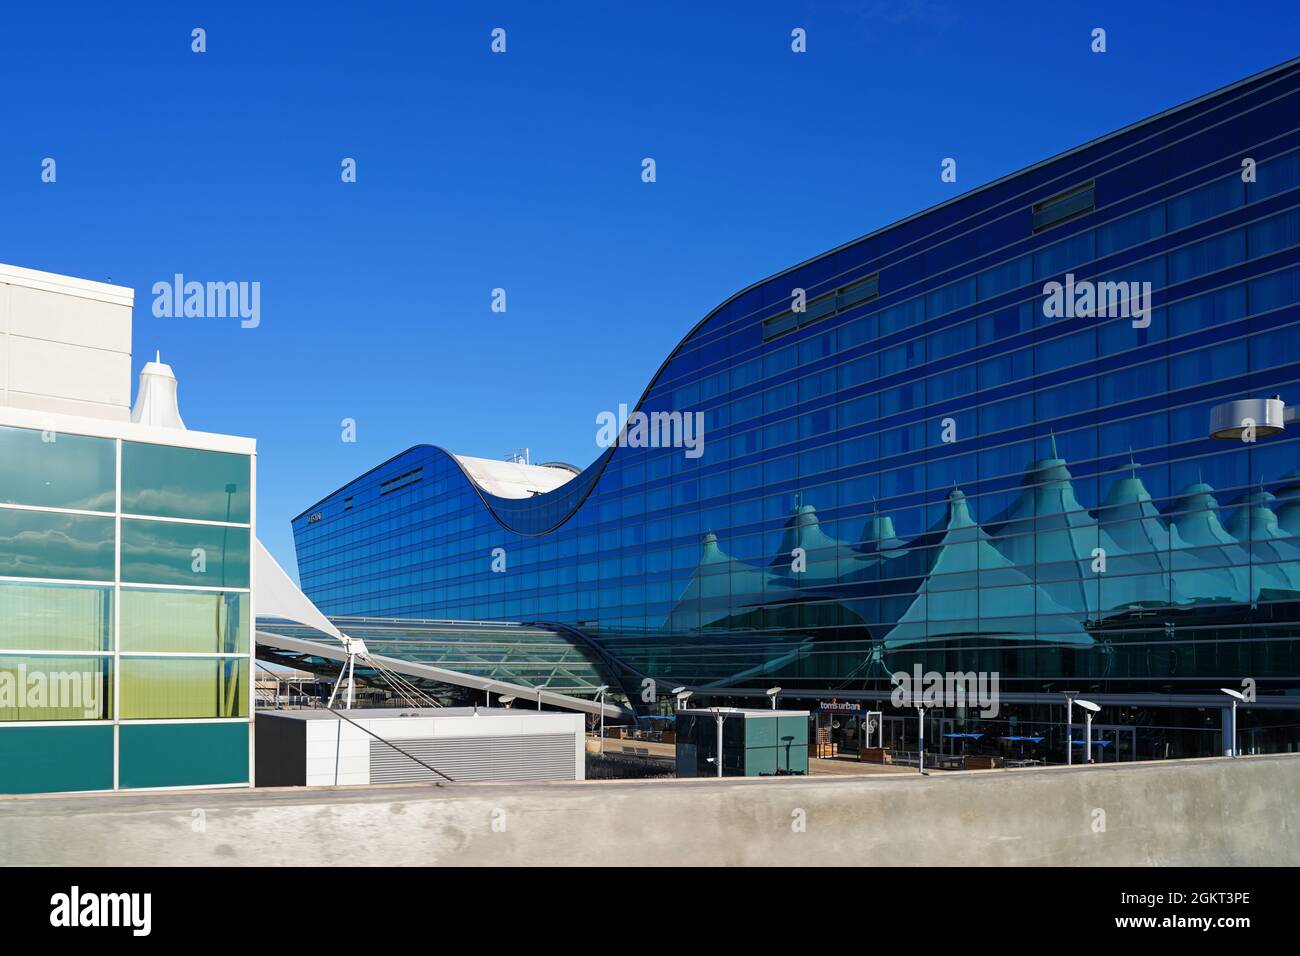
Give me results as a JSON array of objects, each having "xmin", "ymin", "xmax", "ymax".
[{"xmin": 675, "ymin": 708, "xmax": 809, "ymax": 777}]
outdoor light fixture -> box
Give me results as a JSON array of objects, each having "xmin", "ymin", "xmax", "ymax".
[
  {"xmin": 1208, "ymin": 396, "xmax": 1289, "ymax": 439},
  {"xmin": 595, "ymin": 685, "xmax": 610, "ymax": 753},
  {"xmin": 497, "ymin": 695, "xmax": 515, "ymax": 708},
  {"xmin": 1063, "ymin": 691, "xmax": 1077, "ymax": 766},
  {"xmin": 766, "ymin": 686, "xmax": 782, "ymax": 710},
  {"xmin": 1076, "ymin": 699, "xmax": 1101, "ymax": 763},
  {"xmin": 672, "ymin": 687, "xmax": 693, "ymax": 710},
  {"xmin": 1220, "ymin": 687, "xmax": 1246, "ymax": 757}
]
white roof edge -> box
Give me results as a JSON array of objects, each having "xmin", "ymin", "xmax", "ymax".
[
  {"xmin": 0, "ymin": 262, "xmax": 135, "ymax": 307},
  {"xmin": 454, "ymin": 454, "xmax": 576, "ymax": 499},
  {"xmin": 0, "ymin": 404, "xmax": 255, "ymax": 454}
]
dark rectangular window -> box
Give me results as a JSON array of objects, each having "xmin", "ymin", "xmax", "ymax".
[
  {"xmin": 761, "ymin": 274, "xmax": 878, "ymax": 341},
  {"xmin": 836, "ymin": 273, "xmax": 879, "ymax": 309},
  {"xmin": 1032, "ymin": 182, "xmax": 1095, "ymax": 233}
]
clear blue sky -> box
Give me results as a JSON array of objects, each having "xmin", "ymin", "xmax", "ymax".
[{"xmin": 3, "ymin": 1, "xmax": 1297, "ymax": 579}]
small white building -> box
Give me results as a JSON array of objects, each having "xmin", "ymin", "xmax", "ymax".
[{"xmin": 255, "ymin": 707, "xmax": 586, "ymax": 787}]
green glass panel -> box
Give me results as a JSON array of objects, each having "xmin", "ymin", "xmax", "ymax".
[
  {"xmin": 0, "ymin": 725, "xmax": 114, "ymax": 794},
  {"xmin": 0, "ymin": 425, "xmax": 115, "ymax": 512},
  {"xmin": 119, "ymin": 722, "xmax": 248, "ymax": 789},
  {"xmin": 121, "ymin": 442, "xmax": 250, "ymax": 523},
  {"xmin": 120, "ymin": 589, "xmax": 249, "ymax": 653},
  {"xmin": 0, "ymin": 582, "xmax": 112, "ymax": 652},
  {"xmin": 119, "ymin": 656, "xmax": 248, "ymax": 718},
  {"xmin": 0, "ymin": 654, "xmax": 113, "ymax": 720},
  {"xmin": 0, "ymin": 509, "xmax": 115, "ymax": 581},
  {"xmin": 120, "ymin": 519, "xmax": 250, "ymax": 588}
]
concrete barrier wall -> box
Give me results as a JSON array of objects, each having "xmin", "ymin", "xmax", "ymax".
[{"xmin": 1, "ymin": 754, "xmax": 1296, "ymax": 866}]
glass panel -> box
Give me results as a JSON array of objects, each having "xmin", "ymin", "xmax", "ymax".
[
  {"xmin": 0, "ymin": 582, "xmax": 112, "ymax": 652},
  {"xmin": 120, "ymin": 589, "xmax": 249, "ymax": 653},
  {"xmin": 0, "ymin": 509, "xmax": 115, "ymax": 581},
  {"xmin": 0, "ymin": 654, "xmax": 112, "ymax": 720},
  {"xmin": 121, "ymin": 442, "xmax": 251, "ymax": 523},
  {"xmin": 0, "ymin": 425, "xmax": 115, "ymax": 512},
  {"xmin": 120, "ymin": 519, "xmax": 250, "ymax": 588},
  {"xmin": 119, "ymin": 656, "xmax": 248, "ymax": 719}
]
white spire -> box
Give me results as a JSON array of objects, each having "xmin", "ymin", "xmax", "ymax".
[{"xmin": 130, "ymin": 351, "xmax": 186, "ymax": 429}]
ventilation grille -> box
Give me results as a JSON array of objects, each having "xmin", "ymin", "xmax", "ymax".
[{"xmin": 368, "ymin": 732, "xmax": 576, "ymax": 783}]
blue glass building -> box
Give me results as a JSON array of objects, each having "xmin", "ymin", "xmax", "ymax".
[{"xmin": 292, "ymin": 60, "xmax": 1300, "ymax": 759}]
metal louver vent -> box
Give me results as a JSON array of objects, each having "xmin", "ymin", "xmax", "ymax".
[{"xmin": 369, "ymin": 733, "xmax": 576, "ymax": 783}]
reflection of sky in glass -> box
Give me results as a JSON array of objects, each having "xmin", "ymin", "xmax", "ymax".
[
  {"xmin": 0, "ymin": 427, "xmax": 115, "ymax": 512},
  {"xmin": 121, "ymin": 443, "xmax": 250, "ymax": 523},
  {"xmin": 120, "ymin": 520, "xmax": 249, "ymax": 588},
  {"xmin": 0, "ymin": 511, "xmax": 115, "ymax": 581}
]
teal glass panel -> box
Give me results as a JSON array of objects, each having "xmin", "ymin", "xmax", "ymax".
[
  {"xmin": 0, "ymin": 509, "xmax": 114, "ymax": 581},
  {"xmin": 0, "ymin": 425, "xmax": 115, "ymax": 512},
  {"xmin": 0, "ymin": 725, "xmax": 114, "ymax": 794},
  {"xmin": 0, "ymin": 654, "xmax": 113, "ymax": 720},
  {"xmin": 120, "ymin": 519, "xmax": 250, "ymax": 587},
  {"xmin": 119, "ymin": 722, "xmax": 249, "ymax": 789},
  {"xmin": 0, "ymin": 582, "xmax": 112, "ymax": 652},
  {"xmin": 121, "ymin": 442, "xmax": 251, "ymax": 523},
  {"xmin": 120, "ymin": 589, "xmax": 249, "ymax": 653}
]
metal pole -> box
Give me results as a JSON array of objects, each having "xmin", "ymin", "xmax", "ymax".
[
  {"xmin": 918, "ymin": 706, "xmax": 925, "ymax": 773},
  {"xmin": 1231, "ymin": 700, "xmax": 1237, "ymax": 758},
  {"xmin": 715, "ymin": 711, "xmax": 723, "ymax": 778},
  {"xmin": 1066, "ymin": 696, "xmax": 1073, "ymax": 766},
  {"xmin": 598, "ymin": 688, "xmax": 605, "ymax": 754},
  {"xmin": 1085, "ymin": 711, "xmax": 1093, "ymax": 763}
]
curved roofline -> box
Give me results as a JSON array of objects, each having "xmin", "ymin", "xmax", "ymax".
[{"xmin": 294, "ymin": 57, "xmax": 1300, "ymax": 531}]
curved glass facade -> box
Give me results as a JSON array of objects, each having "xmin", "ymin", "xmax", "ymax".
[{"xmin": 294, "ymin": 63, "xmax": 1300, "ymax": 749}]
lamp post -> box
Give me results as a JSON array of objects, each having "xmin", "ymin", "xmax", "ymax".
[
  {"xmin": 1220, "ymin": 688, "xmax": 1245, "ymax": 757},
  {"xmin": 766, "ymin": 686, "xmax": 782, "ymax": 710},
  {"xmin": 498, "ymin": 695, "xmax": 515, "ymax": 710},
  {"xmin": 917, "ymin": 704, "xmax": 926, "ymax": 773},
  {"xmin": 1076, "ymin": 699, "xmax": 1100, "ymax": 763},
  {"xmin": 595, "ymin": 684, "xmax": 609, "ymax": 753},
  {"xmin": 1063, "ymin": 691, "xmax": 1077, "ymax": 766},
  {"xmin": 671, "ymin": 686, "xmax": 692, "ymax": 711}
]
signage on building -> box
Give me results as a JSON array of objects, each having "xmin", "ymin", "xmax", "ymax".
[
  {"xmin": 817, "ymin": 700, "xmax": 861, "ymax": 713},
  {"xmin": 308, "ymin": 512, "xmax": 323, "ymax": 523}
]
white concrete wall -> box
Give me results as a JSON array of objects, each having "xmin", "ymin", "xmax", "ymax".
[
  {"xmin": 1, "ymin": 754, "xmax": 1296, "ymax": 866},
  {"xmin": 0, "ymin": 263, "xmax": 134, "ymax": 421},
  {"xmin": 302, "ymin": 711, "xmax": 586, "ymax": 786}
]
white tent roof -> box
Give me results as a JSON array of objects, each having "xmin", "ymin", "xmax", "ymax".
[{"xmin": 453, "ymin": 455, "xmax": 575, "ymax": 499}]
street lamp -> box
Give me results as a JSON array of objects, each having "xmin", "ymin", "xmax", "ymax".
[
  {"xmin": 497, "ymin": 695, "xmax": 516, "ymax": 709},
  {"xmin": 671, "ymin": 686, "xmax": 692, "ymax": 711},
  {"xmin": 1063, "ymin": 691, "xmax": 1077, "ymax": 766},
  {"xmin": 766, "ymin": 686, "xmax": 782, "ymax": 710},
  {"xmin": 595, "ymin": 684, "xmax": 609, "ymax": 753},
  {"xmin": 1220, "ymin": 688, "xmax": 1246, "ymax": 757},
  {"xmin": 1076, "ymin": 699, "xmax": 1100, "ymax": 763},
  {"xmin": 917, "ymin": 704, "xmax": 926, "ymax": 774}
]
